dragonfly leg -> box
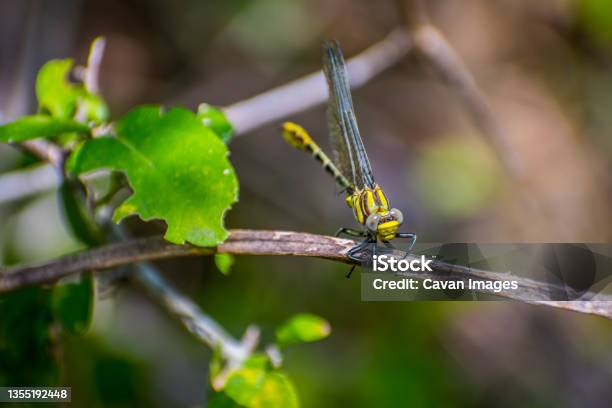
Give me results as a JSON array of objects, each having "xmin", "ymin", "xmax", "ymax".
[
  {"xmin": 346, "ymin": 240, "xmax": 369, "ymax": 262},
  {"xmin": 345, "ymin": 236, "xmax": 377, "ymax": 279},
  {"xmin": 346, "ymin": 265, "xmax": 356, "ymax": 279},
  {"xmin": 335, "ymin": 227, "xmax": 366, "ymax": 238},
  {"xmin": 381, "ymin": 240, "xmax": 394, "ymax": 249},
  {"xmin": 345, "ymin": 244, "xmax": 365, "ymax": 279},
  {"xmin": 396, "ymin": 232, "xmax": 417, "ymax": 252}
]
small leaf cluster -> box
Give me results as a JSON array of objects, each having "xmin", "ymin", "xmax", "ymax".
[
  {"xmin": 0, "ymin": 57, "xmax": 109, "ymax": 385},
  {"xmin": 0, "ymin": 56, "xmax": 238, "ymax": 247},
  {"xmin": 210, "ymin": 314, "xmax": 331, "ymax": 407},
  {"xmin": 0, "ymin": 40, "xmax": 238, "ymax": 384}
]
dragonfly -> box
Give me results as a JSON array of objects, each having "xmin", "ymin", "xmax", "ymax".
[{"xmin": 282, "ymin": 40, "xmax": 417, "ymax": 276}]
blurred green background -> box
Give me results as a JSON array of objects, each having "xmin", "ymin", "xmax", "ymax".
[{"xmin": 1, "ymin": 0, "xmax": 611, "ymax": 406}]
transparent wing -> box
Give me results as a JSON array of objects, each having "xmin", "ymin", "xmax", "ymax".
[{"xmin": 323, "ymin": 40, "xmax": 375, "ymax": 190}]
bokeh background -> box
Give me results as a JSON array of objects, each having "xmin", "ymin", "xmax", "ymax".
[{"xmin": 1, "ymin": 0, "xmax": 611, "ymax": 406}]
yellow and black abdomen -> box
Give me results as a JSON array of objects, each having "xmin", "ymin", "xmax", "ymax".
[{"xmin": 282, "ymin": 122, "xmax": 352, "ymax": 192}]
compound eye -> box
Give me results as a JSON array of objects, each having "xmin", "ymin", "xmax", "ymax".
[
  {"xmin": 365, "ymin": 213, "xmax": 381, "ymax": 232},
  {"xmin": 390, "ymin": 208, "xmax": 404, "ymax": 225}
]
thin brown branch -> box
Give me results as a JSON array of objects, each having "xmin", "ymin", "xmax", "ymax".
[
  {"xmin": 404, "ymin": 7, "xmax": 552, "ymax": 233},
  {"xmin": 0, "ymin": 230, "xmax": 353, "ymax": 293},
  {"xmin": 224, "ymin": 28, "xmax": 412, "ymax": 136},
  {"xmin": 1, "ymin": 229, "xmax": 610, "ymax": 319},
  {"xmin": 19, "ymin": 139, "xmax": 64, "ymax": 167}
]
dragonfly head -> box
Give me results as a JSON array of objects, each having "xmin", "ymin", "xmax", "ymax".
[{"xmin": 365, "ymin": 208, "xmax": 404, "ymax": 241}]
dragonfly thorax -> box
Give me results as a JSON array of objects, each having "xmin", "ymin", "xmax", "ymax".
[{"xmin": 347, "ymin": 185, "xmax": 404, "ymax": 241}]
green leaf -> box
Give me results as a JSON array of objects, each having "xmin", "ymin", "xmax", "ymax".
[
  {"xmin": 224, "ymin": 367, "xmax": 267, "ymax": 406},
  {"xmin": 0, "ymin": 287, "xmax": 59, "ymax": 386},
  {"xmin": 78, "ymin": 91, "xmax": 109, "ymax": 124},
  {"xmin": 242, "ymin": 353, "xmax": 271, "ymax": 370},
  {"xmin": 578, "ymin": 0, "xmax": 612, "ymax": 45},
  {"xmin": 59, "ymin": 179, "xmax": 104, "ymax": 246},
  {"xmin": 208, "ymin": 392, "xmax": 244, "ymax": 408},
  {"xmin": 197, "ymin": 103, "xmax": 234, "ymax": 143},
  {"xmin": 0, "ymin": 115, "xmax": 89, "ymax": 143},
  {"xmin": 250, "ymin": 371, "xmax": 299, "ymax": 408},
  {"xmin": 55, "ymin": 181, "xmax": 98, "ymax": 335},
  {"xmin": 36, "ymin": 59, "xmax": 79, "ymax": 119},
  {"xmin": 215, "ymin": 253, "xmax": 235, "ymax": 275},
  {"xmin": 209, "ymin": 346, "xmax": 224, "ymax": 382},
  {"xmin": 35, "ymin": 58, "xmax": 109, "ymax": 124},
  {"xmin": 223, "ymin": 368, "xmax": 300, "ymax": 408},
  {"xmin": 61, "ymin": 336, "xmax": 154, "ymax": 406},
  {"xmin": 275, "ymin": 313, "xmax": 331, "ymax": 347},
  {"xmin": 51, "ymin": 272, "xmax": 95, "ymax": 335},
  {"xmin": 68, "ymin": 105, "xmax": 239, "ymax": 246}
]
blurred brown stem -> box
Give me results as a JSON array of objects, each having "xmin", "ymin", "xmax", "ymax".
[
  {"xmin": 411, "ymin": 24, "xmax": 524, "ymax": 180},
  {"xmin": 19, "ymin": 139, "xmax": 65, "ymax": 166},
  {"xmin": 393, "ymin": 0, "xmax": 523, "ymax": 179},
  {"xmin": 224, "ymin": 27, "xmax": 413, "ymax": 136},
  {"xmin": 0, "ymin": 230, "xmax": 353, "ymax": 294}
]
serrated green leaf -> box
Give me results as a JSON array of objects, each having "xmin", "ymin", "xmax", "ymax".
[
  {"xmin": 215, "ymin": 253, "xmax": 235, "ymax": 275},
  {"xmin": 275, "ymin": 314, "xmax": 331, "ymax": 347},
  {"xmin": 250, "ymin": 371, "xmax": 299, "ymax": 408},
  {"xmin": 224, "ymin": 367, "xmax": 267, "ymax": 406},
  {"xmin": 68, "ymin": 105, "xmax": 238, "ymax": 246},
  {"xmin": 197, "ymin": 103, "xmax": 234, "ymax": 143},
  {"xmin": 0, "ymin": 115, "xmax": 89, "ymax": 143},
  {"xmin": 51, "ymin": 272, "xmax": 95, "ymax": 335},
  {"xmin": 36, "ymin": 59, "xmax": 79, "ymax": 119}
]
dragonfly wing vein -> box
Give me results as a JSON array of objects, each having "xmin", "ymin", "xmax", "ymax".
[
  {"xmin": 323, "ymin": 40, "xmax": 376, "ymax": 190},
  {"xmin": 324, "ymin": 43, "xmax": 358, "ymax": 187}
]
